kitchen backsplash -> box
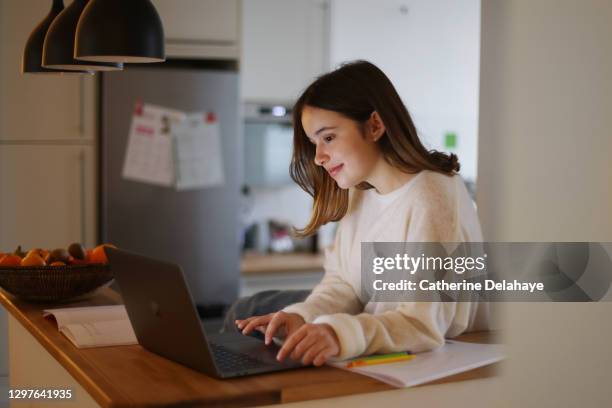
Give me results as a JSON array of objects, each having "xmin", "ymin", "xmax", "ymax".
[{"xmin": 241, "ymin": 185, "xmax": 337, "ymax": 253}]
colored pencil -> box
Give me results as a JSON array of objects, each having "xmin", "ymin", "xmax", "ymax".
[{"xmin": 346, "ymin": 354, "xmax": 414, "ymax": 368}]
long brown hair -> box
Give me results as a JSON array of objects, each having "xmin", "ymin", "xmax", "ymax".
[{"xmin": 291, "ymin": 60, "xmax": 460, "ymax": 237}]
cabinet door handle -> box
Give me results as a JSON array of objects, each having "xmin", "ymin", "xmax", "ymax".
[
  {"xmin": 79, "ymin": 149, "xmax": 87, "ymax": 245},
  {"xmin": 79, "ymin": 77, "xmax": 85, "ymax": 137}
]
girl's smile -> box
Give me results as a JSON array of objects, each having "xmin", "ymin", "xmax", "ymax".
[{"xmin": 327, "ymin": 164, "xmax": 344, "ymax": 177}]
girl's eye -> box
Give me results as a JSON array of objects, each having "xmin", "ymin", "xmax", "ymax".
[{"xmin": 323, "ymin": 135, "xmax": 335, "ymax": 143}]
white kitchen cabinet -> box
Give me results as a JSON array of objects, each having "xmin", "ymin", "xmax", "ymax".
[
  {"xmin": 240, "ymin": 0, "xmax": 330, "ymax": 103},
  {"xmin": 151, "ymin": 0, "xmax": 240, "ymax": 59},
  {"xmin": 0, "ymin": 144, "xmax": 97, "ymax": 251},
  {"xmin": 0, "ymin": 1, "xmax": 97, "ymax": 142}
]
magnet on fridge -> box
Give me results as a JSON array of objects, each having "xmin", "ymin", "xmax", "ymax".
[
  {"xmin": 206, "ymin": 111, "xmax": 217, "ymax": 123},
  {"xmin": 444, "ymin": 132, "xmax": 457, "ymax": 149},
  {"xmin": 134, "ymin": 99, "xmax": 144, "ymax": 116}
]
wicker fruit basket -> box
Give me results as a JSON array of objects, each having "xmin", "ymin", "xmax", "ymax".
[{"xmin": 0, "ymin": 264, "xmax": 113, "ymax": 302}]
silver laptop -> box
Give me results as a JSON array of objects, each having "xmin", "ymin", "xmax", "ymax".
[{"xmin": 105, "ymin": 247, "xmax": 303, "ymax": 378}]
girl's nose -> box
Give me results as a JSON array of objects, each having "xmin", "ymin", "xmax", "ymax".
[{"xmin": 314, "ymin": 146, "xmax": 329, "ymax": 166}]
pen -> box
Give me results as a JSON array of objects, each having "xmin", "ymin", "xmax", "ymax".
[{"xmin": 346, "ymin": 354, "xmax": 414, "ymax": 368}]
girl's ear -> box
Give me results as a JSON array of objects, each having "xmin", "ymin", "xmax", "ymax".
[{"xmin": 369, "ymin": 111, "xmax": 386, "ymax": 141}]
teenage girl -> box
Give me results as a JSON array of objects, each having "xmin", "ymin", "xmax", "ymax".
[{"xmin": 234, "ymin": 61, "xmax": 488, "ymax": 366}]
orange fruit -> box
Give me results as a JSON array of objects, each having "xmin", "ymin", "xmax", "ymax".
[
  {"xmin": 0, "ymin": 255, "xmax": 22, "ymax": 266},
  {"xmin": 85, "ymin": 249, "xmax": 94, "ymax": 263},
  {"xmin": 26, "ymin": 248, "xmax": 49, "ymax": 260},
  {"xmin": 90, "ymin": 244, "xmax": 117, "ymax": 264},
  {"xmin": 69, "ymin": 257, "xmax": 88, "ymax": 265},
  {"xmin": 20, "ymin": 253, "xmax": 46, "ymax": 267},
  {"xmin": 50, "ymin": 261, "xmax": 66, "ymax": 266}
]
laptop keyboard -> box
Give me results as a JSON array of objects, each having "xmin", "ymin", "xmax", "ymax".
[{"xmin": 210, "ymin": 343, "xmax": 272, "ymax": 372}]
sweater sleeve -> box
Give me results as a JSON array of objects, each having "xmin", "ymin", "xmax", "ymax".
[
  {"xmin": 313, "ymin": 191, "xmax": 470, "ymax": 360},
  {"xmin": 282, "ymin": 221, "xmax": 363, "ymax": 322},
  {"xmin": 313, "ymin": 302, "xmax": 463, "ymax": 359}
]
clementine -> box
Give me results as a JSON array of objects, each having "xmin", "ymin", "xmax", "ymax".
[
  {"xmin": 90, "ymin": 244, "xmax": 117, "ymax": 264},
  {"xmin": 0, "ymin": 255, "xmax": 22, "ymax": 266},
  {"xmin": 21, "ymin": 253, "xmax": 46, "ymax": 267},
  {"xmin": 69, "ymin": 257, "xmax": 88, "ymax": 265}
]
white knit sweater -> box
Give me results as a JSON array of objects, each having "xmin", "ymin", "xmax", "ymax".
[{"xmin": 283, "ymin": 170, "xmax": 490, "ymax": 360}]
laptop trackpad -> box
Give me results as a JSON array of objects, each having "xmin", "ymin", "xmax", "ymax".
[{"xmin": 209, "ymin": 333, "xmax": 295, "ymax": 366}]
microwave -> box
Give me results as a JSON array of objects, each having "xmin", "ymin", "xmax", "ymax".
[{"xmin": 243, "ymin": 102, "xmax": 294, "ymax": 187}]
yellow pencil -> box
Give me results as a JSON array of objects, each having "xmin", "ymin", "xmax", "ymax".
[{"xmin": 347, "ymin": 354, "xmax": 414, "ymax": 368}]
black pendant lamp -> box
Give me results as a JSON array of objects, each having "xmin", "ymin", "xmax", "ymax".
[
  {"xmin": 22, "ymin": 0, "xmax": 92, "ymax": 75},
  {"xmin": 43, "ymin": 0, "xmax": 122, "ymax": 71},
  {"xmin": 75, "ymin": 0, "xmax": 165, "ymax": 63}
]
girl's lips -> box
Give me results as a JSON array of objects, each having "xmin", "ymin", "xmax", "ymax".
[{"xmin": 328, "ymin": 164, "xmax": 343, "ymax": 177}]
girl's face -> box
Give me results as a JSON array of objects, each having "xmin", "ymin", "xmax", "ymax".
[{"xmin": 301, "ymin": 106, "xmax": 382, "ymax": 189}]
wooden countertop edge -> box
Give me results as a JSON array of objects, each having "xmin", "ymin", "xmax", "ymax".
[
  {"xmin": 0, "ymin": 290, "xmax": 121, "ymax": 408},
  {"xmin": 281, "ymin": 377, "xmax": 394, "ymax": 404}
]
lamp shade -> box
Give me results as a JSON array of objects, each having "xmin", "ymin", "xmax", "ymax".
[
  {"xmin": 22, "ymin": 0, "xmax": 92, "ymax": 75},
  {"xmin": 43, "ymin": 0, "xmax": 122, "ymax": 71},
  {"xmin": 75, "ymin": 0, "xmax": 165, "ymax": 63}
]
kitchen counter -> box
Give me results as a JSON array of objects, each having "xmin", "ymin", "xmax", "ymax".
[
  {"xmin": 241, "ymin": 252, "xmax": 325, "ymax": 275},
  {"xmin": 1, "ymin": 287, "xmax": 499, "ymax": 407}
]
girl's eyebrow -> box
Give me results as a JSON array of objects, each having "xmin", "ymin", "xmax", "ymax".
[
  {"xmin": 315, "ymin": 126, "xmax": 336, "ymax": 135},
  {"xmin": 306, "ymin": 126, "xmax": 337, "ymax": 143}
]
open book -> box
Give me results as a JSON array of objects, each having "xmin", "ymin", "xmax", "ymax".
[
  {"xmin": 328, "ymin": 340, "xmax": 505, "ymax": 388},
  {"xmin": 43, "ymin": 305, "xmax": 138, "ymax": 349}
]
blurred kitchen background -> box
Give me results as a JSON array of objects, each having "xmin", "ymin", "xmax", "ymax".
[
  {"xmin": 2, "ymin": 0, "xmax": 612, "ymax": 405},
  {"xmin": 0, "ymin": 0, "xmax": 481, "ymax": 304}
]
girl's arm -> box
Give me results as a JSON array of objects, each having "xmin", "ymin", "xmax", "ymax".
[
  {"xmin": 282, "ymin": 221, "xmax": 363, "ymax": 321},
  {"xmin": 312, "ymin": 302, "xmax": 465, "ymax": 360}
]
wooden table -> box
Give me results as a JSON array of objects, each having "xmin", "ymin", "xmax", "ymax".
[{"xmin": 1, "ymin": 288, "xmax": 499, "ymax": 407}]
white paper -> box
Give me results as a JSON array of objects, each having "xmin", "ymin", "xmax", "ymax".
[
  {"xmin": 44, "ymin": 305, "xmax": 138, "ymax": 349},
  {"xmin": 122, "ymin": 103, "xmax": 185, "ymax": 187},
  {"xmin": 328, "ymin": 340, "xmax": 505, "ymax": 388},
  {"xmin": 63, "ymin": 320, "xmax": 137, "ymax": 348},
  {"xmin": 172, "ymin": 112, "xmax": 225, "ymax": 191}
]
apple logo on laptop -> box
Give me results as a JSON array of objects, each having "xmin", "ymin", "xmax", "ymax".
[{"xmin": 150, "ymin": 301, "xmax": 161, "ymax": 317}]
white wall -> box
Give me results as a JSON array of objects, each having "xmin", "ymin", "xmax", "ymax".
[
  {"xmin": 478, "ymin": 1, "xmax": 612, "ymax": 242},
  {"xmin": 329, "ymin": 0, "xmax": 481, "ymax": 181},
  {"xmin": 479, "ymin": 0, "xmax": 612, "ymax": 406}
]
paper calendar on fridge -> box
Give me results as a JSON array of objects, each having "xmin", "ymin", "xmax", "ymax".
[
  {"xmin": 122, "ymin": 103, "xmax": 185, "ymax": 187},
  {"xmin": 172, "ymin": 112, "xmax": 225, "ymax": 191}
]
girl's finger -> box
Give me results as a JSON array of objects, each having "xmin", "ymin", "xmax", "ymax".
[
  {"xmin": 264, "ymin": 313, "xmax": 287, "ymax": 345},
  {"xmin": 300, "ymin": 342, "xmax": 327, "ymax": 366},
  {"xmin": 312, "ymin": 348, "xmax": 335, "ymax": 367},
  {"xmin": 277, "ymin": 326, "xmax": 308, "ymax": 361},
  {"xmin": 241, "ymin": 314, "xmax": 272, "ymax": 335},
  {"xmin": 290, "ymin": 333, "xmax": 317, "ymax": 361},
  {"xmin": 235, "ymin": 316, "xmax": 258, "ymax": 329}
]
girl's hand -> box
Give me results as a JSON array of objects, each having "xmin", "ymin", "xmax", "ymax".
[
  {"xmin": 235, "ymin": 311, "xmax": 305, "ymax": 345},
  {"xmin": 277, "ymin": 323, "xmax": 340, "ymax": 366}
]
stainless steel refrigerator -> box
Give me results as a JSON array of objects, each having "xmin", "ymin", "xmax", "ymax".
[{"xmin": 100, "ymin": 64, "xmax": 241, "ymax": 310}]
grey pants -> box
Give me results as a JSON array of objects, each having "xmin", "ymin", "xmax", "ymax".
[{"xmin": 222, "ymin": 290, "xmax": 310, "ymax": 337}]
